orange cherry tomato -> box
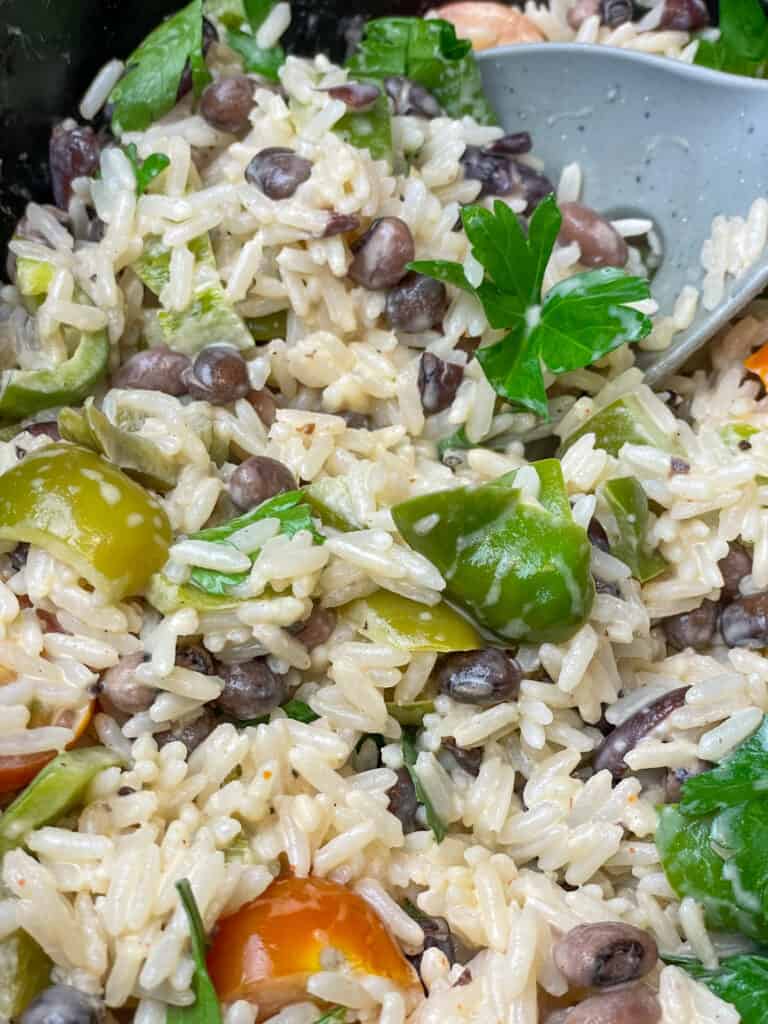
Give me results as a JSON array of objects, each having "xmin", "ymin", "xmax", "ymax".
[
  {"xmin": 207, "ymin": 875, "xmax": 419, "ymax": 1018},
  {"xmin": 0, "ymin": 699, "xmax": 94, "ymax": 796}
]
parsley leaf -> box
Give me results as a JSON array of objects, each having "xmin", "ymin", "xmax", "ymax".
[
  {"xmin": 411, "ymin": 196, "xmax": 652, "ymax": 420},
  {"xmin": 313, "ymin": 1010, "xmax": 347, "ymax": 1024},
  {"xmin": 167, "ymin": 879, "xmax": 221, "ymax": 1024},
  {"xmin": 109, "ymin": 0, "xmax": 212, "ymax": 135},
  {"xmin": 679, "ymin": 715, "xmax": 768, "ymax": 817},
  {"xmin": 402, "ymin": 728, "xmax": 446, "ymax": 843},
  {"xmin": 345, "ymin": 17, "xmax": 496, "ymax": 124},
  {"xmin": 220, "ymin": 0, "xmax": 286, "ymax": 82},
  {"xmin": 122, "ymin": 144, "xmax": 171, "ymax": 196},
  {"xmin": 694, "ymin": 0, "xmax": 768, "ymax": 78},
  {"xmin": 665, "ymin": 953, "xmax": 768, "ymax": 1024},
  {"xmin": 234, "ymin": 697, "xmax": 320, "ymax": 728}
]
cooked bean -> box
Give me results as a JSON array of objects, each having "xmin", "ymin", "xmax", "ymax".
[
  {"xmin": 721, "ymin": 591, "xmax": 768, "ymax": 648},
  {"xmin": 323, "ymin": 212, "xmax": 361, "ymax": 237},
  {"xmin": 177, "ymin": 17, "xmax": 218, "ymax": 99},
  {"xmin": 553, "ymin": 922, "xmax": 657, "ymax": 989},
  {"xmin": 228, "ymin": 455, "xmax": 297, "ymax": 511},
  {"xmin": 155, "ymin": 708, "xmax": 217, "ymax": 752},
  {"xmin": 669, "ymin": 456, "xmax": 690, "ymax": 475},
  {"xmin": 327, "ymin": 82, "xmax": 381, "ymax": 111},
  {"xmin": 559, "ymin": 202, "xmax": 628, "ymax": 269},
  {"xmin": 512, "ymin": 160, "xmax": 555, "ymax": 214},
  {"xmin": 562, "ymin": 984, "xmax": 661, "ymax": 1024},
  {"xmin": 594, "ymin": 577, "xmax": 621, "ymax": 598},
  {"xmin": 386, "ymin": 272, "xmax": 449, "ymax": 333},
  {"xmin": 599, "ymin": 0, "xmax": 633, "ymax": 26},
  {"xmin": 293, "ymin": 605, "xmax": 336, "ymax": 650},
  {"xmin": 420, "ymin": 913, "xmax": 458, "ymax": 962},
  {"xmin": 101, "ymin": 652, "xmax": 156, "ymax": 715},
  {"xmin": 20, "ymin": 984, "xmax": 104, "ymax": 1024},
  {"xmin": 217, "ymin": 659, "xmax": 287, "ymax": 720},
  {"xmin": 245, "ymin": 147, "xmax": 313, "ymax": 200},
  {"xmin": 442, "ymin": 737, "xmax": 483, "ymax": 776},
  {"xmin": 49, "ymin": 123, "xmax": 101, "ymax": 209},
  {"xmin": 340, "ymin": 410, "xmax": 372, "ymax": 429},
  {"xmin": 587, "ymin": 517, "xmax": 611, "ymax": 553},
  {"xmin": 112, "ymin": 345, "xmax": 191, "ymax": 395},
  {"xmin": 659, "ymin": 0, "xmax": 709, "ymax": 29},
  {"xmin": 384, "ymin": 75, "xmax": 442, "ymax": 118},
  {"xmin": 186, "ymin": 346, "xmax": 250, "ymax": 404},
  {"xmin": 418, "ymin": 352, "xmax": 464, "ymax": 415},
  {"xmin": 460, "ymin": 145, "xmax": 516, "ymax": 198},
  {"xmin": 485, "ymin": 132, "xmax": 533, "ymax": 157},
  {"xmin": 247, "ymin": 388, "xmax": 277, "ymax": 427},
  {"xmin": 24, "ymin": 420, "xmax": 61, "ymax": 442},
  {"xmin": 593, "ymin": 687, "xmax": 688, "ymax": 779},
  {"xmin": 718, "ymin": 542, "xmax": 752, "ymax": 600},
  {"xmin": 567, "ymin": 0, "xmax": 599, "ymax": 27},
  {"xmin": 662, "ymin": 599, "xmax": 719, "ymax": 651},
  {"xmin": 200, "ymin": 75, "xmax": 254, "ymax": 133},
  {"xmin": 387, "ymin": 765, "xmax": 419, "ymax": 832},
  {"xmin": 664, "ymin": 759, "xmax": 711, "ymax": 803},
  {"xmin": 9, "ymin": 542, "xmax": 29, "ymax": 572},
  {"xmin": 435, "ymin": 649, "xmax": 522, "ymax": 706},
  {"xmin": 175, "ymin": 641, "xmax": 216, "ymax": 676},
  {"xmin": 348, "ymin": 217, "xmax": 415, "ymax": 290}
]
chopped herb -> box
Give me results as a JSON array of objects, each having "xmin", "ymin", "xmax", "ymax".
[
  {"xmin": 122, "ymin": 143, "xmax": 171, "ymax": 195},
  {"xmin": 665, "ymin": 953, "xmax": 768, "ymax": 1024},
  {"xmin": 235, "ymin": 697, "xmax": 319, "ymax": 728},
  {"xmin": 108, "ymin": 0, "xmax": 212, "ymax": 135},
  {"xmin": 335, "ymin": 95, "xmax": 393, "ymax": 163},
  {"xmin": 402, "ymin": 728, "xmax": 446, "ymax": 843},
  {"xmin": 721, "ymin": 422, "xmax": 759, "ymax": 448},
  {"xmin": 386, "ymin": 701, "xmax": 435, "ymax": 726},
  {"xmin": 187, "ymin": 490, "xmax": 323, "ymax": 596},
  {"xmin": 695, "ymin": 0, "xmax": 768, "ymax": 79},
  {"xmin": 411, "ymin": 197, "xmax": 652, "ymax": 420},
  {"xmin": 167, "ymin": 879, "xmax": 222, "ymax": 1024},
  {"xmin": 312, "ymin": 1009, "xmax": 347, "ymax": 1024},
  {"xmin": 601, "ymin": 476, "xmax": 667, "ymax": 583},
  {"xmin": 224, "ymin": 0, "xmax": 285, "ymax": 81},
  {"xmin": 679, "ymin": 714, "xmax": 768, "ymax": 817}
]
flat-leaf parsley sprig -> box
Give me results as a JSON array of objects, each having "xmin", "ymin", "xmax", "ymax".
[{"xmin": 410, "ymin": 195, "xmax": 652, "ymax": 420}]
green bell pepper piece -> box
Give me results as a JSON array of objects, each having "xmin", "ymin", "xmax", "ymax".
[
  {"xmin": 147, "ymin": 573, "xmax": 247, "ymax": 613},
  {"xmin": 386, "ymin": 700, "xmax": 435, "ymax": 726},
  {"xmin": 345, "ymin": 590, "xmax": 481, "ymax": 652},
  {"xmin": 0, "ymin": 331, "xmax": 109, "ymax": 422},
  {"xmin": 0, "ymin": 747, "xmax": 121, "ymax": 858},
  {"xmin": 15, "ymin": 257, "xmax": 55, "ymax": 298},
  {"xmin": 0, "ymin": 931, "xmax": 52, "ymax": 1019},
  {"xmin": 560, "ymin": 392, "xmax": 682, "ymax": 457},
  {"xmin": 305, "ymin": 477, "xmax": 362, "ymax": 532},
  {"xmin": 392, "ymin": 459, "xmax": 594, "ymax": 644},
  {"xmin": 602, "ymin": 476, "xmax": 667, "ymax": 583},
  {"xmin": 721, "ymin": 422, "xmax": 759, "ymax": 449},
  {"xmin": 246, "ymin": 310, "xmax": 288, "ymax": 342}
]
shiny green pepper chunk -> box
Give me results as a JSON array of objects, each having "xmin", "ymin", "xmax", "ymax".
[
  {"xmin": 560, "ymin": 392, "xmax": 682, "ymax": 457},
  {"xmin": 392, "ymin": 459, "xmax": 594, "ymax": 644},
  {"xmin": 0, "ymin": 331, "xmax": 109, "ymax": 422},
  {"xmin": 147, "ymin": 573, "xmax": 253, "ymax": 613},
  {"xmin": 345, "ymin": 591, "xmax": 481, "ymax": 652},
  {"xmin": 0, "ymin": 445, "xmax": 172, "ymax": 600},
  {"xmin": 0, "ymin": 931, "xmax": 52, "ymax": 1018}
]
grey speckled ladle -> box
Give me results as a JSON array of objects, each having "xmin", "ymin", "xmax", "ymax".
[{"xmin": 476, "ymin": 44, "xmax": 768, "ymax": 385}]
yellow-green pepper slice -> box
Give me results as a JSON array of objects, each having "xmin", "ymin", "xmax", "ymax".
[
  {"xmin": 0, "ymin": 445, "xmax": 172, "ymax": 600},
  {"xmin": 344, "ymin": 591, "xmax": 481, "ymax": 652},
  {"xmin": 0, "ymin": 931, "xmax": 52, "ymax": 1019},
  {"xmin": 560, "ymin": 392, "xmax": 682, "ymax": 457}
]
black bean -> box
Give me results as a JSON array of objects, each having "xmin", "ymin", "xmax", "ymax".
[
  {"xmin": 587, "ymin": 518, "xmax": 611, "ymax": 553},
  {"xmin": 418, "ymin": 352, "xmax": 464, "ymax": 415},
  {"xmin": 387, "ymin": 765, "xmax": 419, "ymax": 832},
  {"xmin": 186, "ymin": 346, "xmax": 250, "ymax": 404},
  {"xmin": 49, "ymin": 123, "xmax": 101, "ymax": 209},
  {"xmin": 453, "ymin": 967, "xmax": 472, "ymax": 986},
  {"xmin": 718, "ymin": 542, "xmax": 752, "ymax": 601},
  {"xmin": 112, "ymin": 345, "xmax": 191, "ymax": 395},
  {"xmin": 340, "ymin": 410, "xmax": 372, "ymax": 429},
  {"xmin": 485, "ymin": 132, "xmax": 533, "ymax": 157},
  {"xmin": 435, "ymin": 649, "xmax": 522, "ymax": 706},
  {"xmin": 662, "ymin": 599, "xmax": 719, "ymax": 651},
  {"xmin": 327, "ymin": 82, "xmax": 381, "ymax": 111},
  {"xmin": 386, "ymin": 272, "xmax": 448, "ymax": 334},
  {"xmin": 664, "ymin": 759, "xmax": 712, "ymax": 803},
  {"xmin": 593, "ymin": 687, "xmax": 688, "ymax": 780},
  {"xmin": 20, "ymin": 985, "xmax": 103, "ymax": 1024},
  {"xmin": 567, "ymin": 0, "xmax": 599, "ymax": 28},
  {"xmin": 155, "ymin": 708, "xmax": 217, "ymax": 753},
  {"xmin": 217, "ymin": 659, "xmax": 287, "ymax": 720},
  {"xmin": 202, "ymin": 17, "xmax": 219, "ymax": 51},
  {"xmin": 384, "ymin": 76, "xmax": 442, "ymax": 118},
  {"xmin": 24, "ymin": 420, "xmax": 61, "ymax": 442},
  {"xmin": 559, "ymin": 202, "xmax": 628, "ymax": 269},
  {"xmin": 245, "ymin": 147, "xmax": 313, "ymax": 200},
  {"xmin": 348, "ymin": 217, "xmax": 415, "ymax": 290},
  {"xmin": 175, "ymin": 642, "xmax": 216, "ymax": 676},
  {"xmin": 460, "ymin": 146, "xmax": 517, "ymax": 199},
  {"xmin": 9, "ymin": 542, "xmax": 29, "ymax": 572},
  {"xmin": 442, "ymin": 737, "xmax": 483, "ymax": 777},
  {"xmin": 117, "ymin": 785, "xmax": 135, "ymax": 797},
  {"xmin": 176, "ymin": 17, "xmax": 218, "ymax": 100},
  {"xmin": 420, "ymin": 913, "xmax": 458, "ymax": 962},
  {"xmin": 323, "ymin": 212, "xmax": 361, "ymax": 238},
  {"xmin": 200, "ymin": 75, "xmax": 254, "ymax": 133},
  {"xmin": 562, "ymin": 984, "xmax": 661, "ymax": 1024},
  {"xmin": 511, "ymin": 160, "xmax": 555, "ymax": 214},
  {"xmin": 228, "ymin": 455, "xmax": 297, "ymax": 511},
  {"xmin": 721, "ymin": 591, "xmax": 768, "ymax": 648},
  {"xmin": 553, "ymin": 922, "xmax": 657, "ymax": 989},
  {"xmin": 248, "ymin": 388, "xmax": 278, "ymax": 427},
  {"xmin": 670, "ymin": 456, "xmax": 690, "ymax": 475},
  {"xmin": 293, "ymin": 605, "xmax": 336, "ymax": 650},
  {"xmin": 100, "ymin": 652, "xmax": 156, "ymax": 715},
  {"xmin": 599, "ymin": 0, "xmax": 633, "ymax": 26},
  {"xmin": 659, "ymin": 0, "xmax": 710, "ymax": 29},
  {"xmin": 594, "ymin": 577, "xmax": 621, "ymax": 598}
]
